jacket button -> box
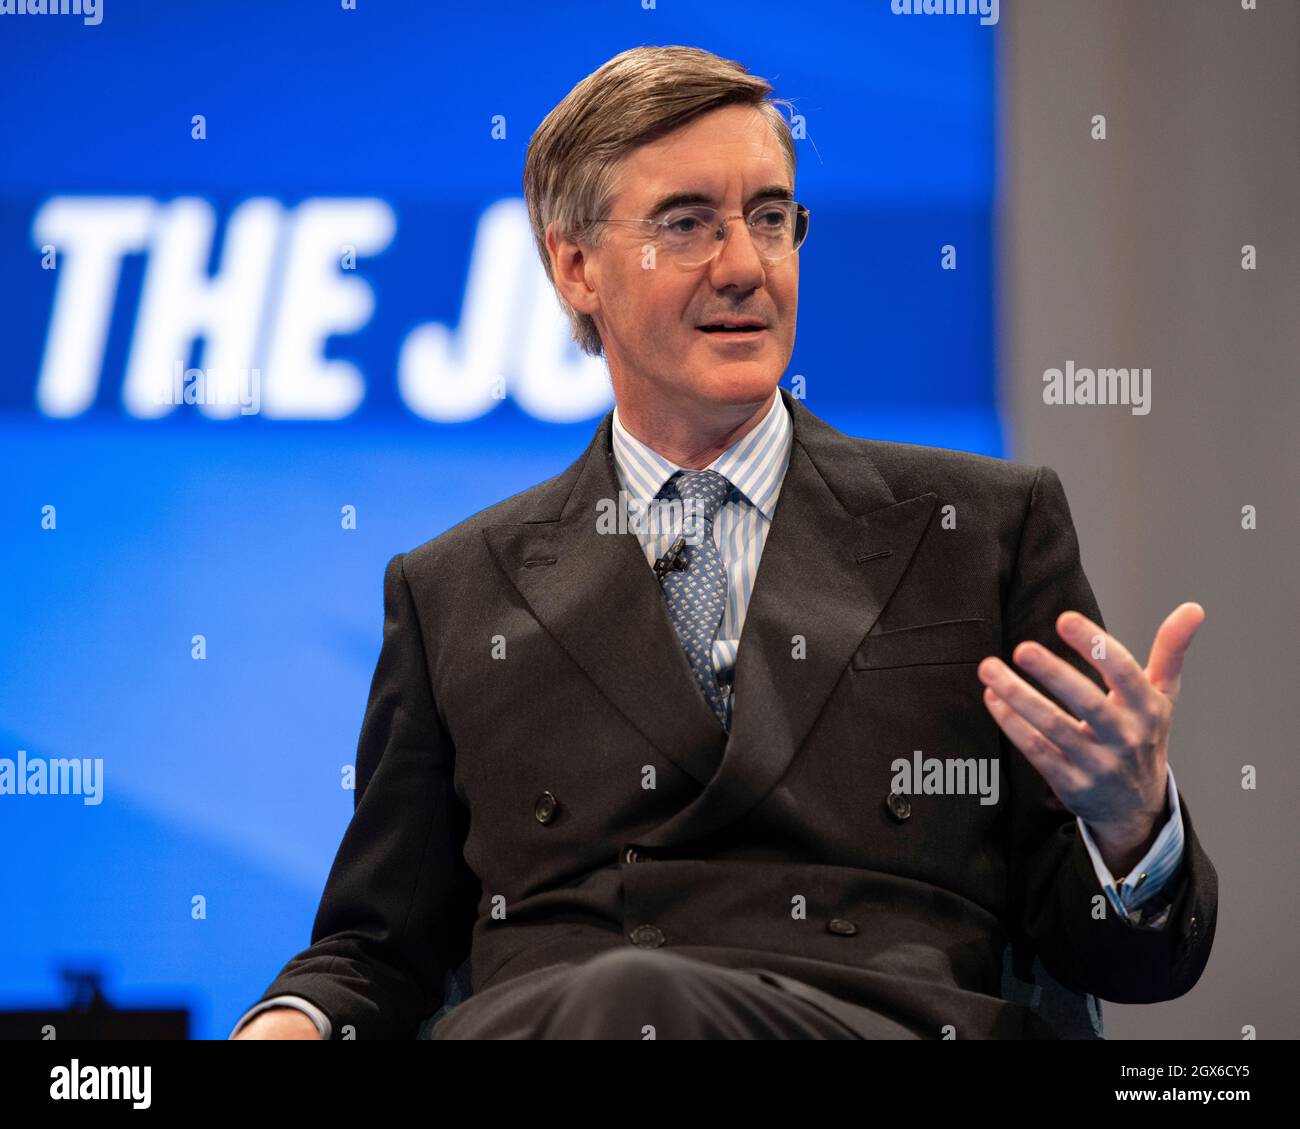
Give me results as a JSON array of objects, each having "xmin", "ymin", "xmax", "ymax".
[
  {"xmin": 533, "ymin": 791, "xmax": 559, "ymax": 824},
  {"xmin": 827, "ymin": 918, "xmax": 858, "ymax": 937},
  {"xmin": 885, "ymin": 791, "xmax": 912, "ymax": 821},
  {"xmin": 629, "ymin": 925, "xmax": 665, "ymax": 949}
]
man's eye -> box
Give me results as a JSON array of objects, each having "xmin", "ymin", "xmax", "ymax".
[
  {"xmin": 665, "ymin": 216, "xmax": 703, "ymax": 234},
  {"xmin": 755, "ymin": 209, "xmax": 787, "ymax": 227}
]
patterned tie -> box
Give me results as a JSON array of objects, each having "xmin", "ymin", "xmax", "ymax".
[{"xmin": 657, "ymin": 469, "xmax": 732, "ymax": 731}]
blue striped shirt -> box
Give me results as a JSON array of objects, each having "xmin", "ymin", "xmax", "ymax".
[{"xmin": 611, "ymin": 388, "xmax": 792, "ymax": 719}]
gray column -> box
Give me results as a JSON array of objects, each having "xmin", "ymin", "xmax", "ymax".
[{"xmin": 1001, "ymin": 0, "xmax": 1299, "ymax": 1038}]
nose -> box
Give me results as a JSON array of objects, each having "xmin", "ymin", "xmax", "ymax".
[{"xmin": 705, "ymin": 216, "xmax": 766, "ymax": 292}]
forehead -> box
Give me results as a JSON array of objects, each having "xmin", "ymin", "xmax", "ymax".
[{"xmin": 610, "ymin": 104, "xmax": 792, "ymax": 212}]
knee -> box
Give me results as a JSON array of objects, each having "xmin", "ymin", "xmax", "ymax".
[
  {"xmin": 543, "ymin": 948, "xmax": 697, "ymax": 1037},
  {"xmin": 569, "ymin": 948, "xmax": 690, "ymax": 1004}
]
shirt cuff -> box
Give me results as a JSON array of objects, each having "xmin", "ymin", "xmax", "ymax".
[
  {"xmin": 228, "ymin": 995, "xmax": 332, "ymax": 1040},
  {"xmin": 1077, "ymin": 762, "xmax": 1185, "ymax": 926}
]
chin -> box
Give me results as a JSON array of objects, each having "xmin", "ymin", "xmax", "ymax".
[{"xmin": 687, "ymin": 367, "xmax": 781, "ymax": 406}]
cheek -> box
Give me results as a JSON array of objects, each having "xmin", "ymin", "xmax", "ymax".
[
  {"xmin": 778, "ymin": 268, "xmax": 798, "ymax": 317},
  {"xmin": 647, "ymin": 279, "xmax": 703, "ymax": 336},
  {"xmin": 617, "ymin": 267, "xmax": 692, "ymax": 333}
]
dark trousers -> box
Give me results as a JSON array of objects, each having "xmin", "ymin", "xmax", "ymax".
[{"xmin": 427, "ymin": 948, "xmax": 919, "ymax": 1039}]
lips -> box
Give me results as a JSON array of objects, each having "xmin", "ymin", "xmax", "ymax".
[{"xmin": 697, "ymin": 321, "xmax": 767, "ymax": 333}]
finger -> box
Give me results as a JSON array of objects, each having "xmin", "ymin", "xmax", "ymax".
[
  {"xmin": 1145, "ymin": 602, "xmax": 1205, "ymax": 704},
  {"xmin": 1008, "ymin": 640, "xmax": 1126, "ymax": 741},
  {"xmin": 978, "ymin": 657, "xmax": 1105, "ymax": 766},
  {"xmin": 1055, "ymin": 611, "xmax": 1154, "ymax": 711},
  {"xmin": 982, "ymin": 688, "xmax": 1090, "ymax": 800}
]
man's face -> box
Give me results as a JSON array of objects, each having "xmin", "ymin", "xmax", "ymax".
[{"xmin": 560, "ymin": 104, "xmax": 798, "ymax": 413}]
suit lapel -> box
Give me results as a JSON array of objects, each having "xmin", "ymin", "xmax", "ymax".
[
  {"xmin": 481, "ymin": 419, "xmax": 728, "ymax": 788},
  {"xmin": 482, "ymin": 388, "xmax": 939, "ymax": 844}
]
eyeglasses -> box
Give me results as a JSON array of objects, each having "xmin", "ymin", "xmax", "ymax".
[{"xmin": 584, "ymin": 199, "xmax": 810, "ymax": 269}]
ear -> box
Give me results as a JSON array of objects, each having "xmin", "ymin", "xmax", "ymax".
[{"xmin": 546, "ymin": 222, "xmax": 600, "ymax": 317}]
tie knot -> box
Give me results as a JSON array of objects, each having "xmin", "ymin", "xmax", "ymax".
[{"xmin": 665, "ymin": 469, "xmax": 732, "ymax": 526}]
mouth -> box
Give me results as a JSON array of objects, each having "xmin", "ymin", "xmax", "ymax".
[{"xmin": 696, "ymin": 321, "xmax": 768, "ymax": 337}]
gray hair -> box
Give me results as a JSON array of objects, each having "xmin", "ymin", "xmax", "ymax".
[{"xmin": 523, "ymin": 45, "xmax": 797, "ymax": 358}]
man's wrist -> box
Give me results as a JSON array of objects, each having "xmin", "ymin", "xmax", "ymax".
[
  {"xmin": 229, "ymin": 995, "xmax": 331, "ymax": 1040},
  {"xmin": 1087, "ymin": 780, "xmax": 1172, "ymax": 874}
]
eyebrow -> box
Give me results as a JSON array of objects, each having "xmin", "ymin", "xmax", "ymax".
[{"xmin": 643, "ymin": 184, "xmax": 793, "ymax": 218}]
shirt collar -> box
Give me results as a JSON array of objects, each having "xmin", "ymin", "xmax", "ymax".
[{"xmin": 610, "ymin": 389, "xmax": 792, "ymax": 521}]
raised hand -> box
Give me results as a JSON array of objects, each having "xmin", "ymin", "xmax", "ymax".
[{"xmin": 977, "ymin": 602, "xmax": 1205, "ymax": 875}]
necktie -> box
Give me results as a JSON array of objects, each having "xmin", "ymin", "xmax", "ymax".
[{"xmin": 657, "ymin": 469, "xmax": 732, "ymax": 731}]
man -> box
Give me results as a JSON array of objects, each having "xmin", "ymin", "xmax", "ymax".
[{"xmin": 232, "ymin": 45, "xmax": 1216, "ymax": 1040}]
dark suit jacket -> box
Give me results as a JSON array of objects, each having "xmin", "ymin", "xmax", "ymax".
[{"xmin": 255, "ymin": 388, "xmax": 1218, "ymax": 1038}]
